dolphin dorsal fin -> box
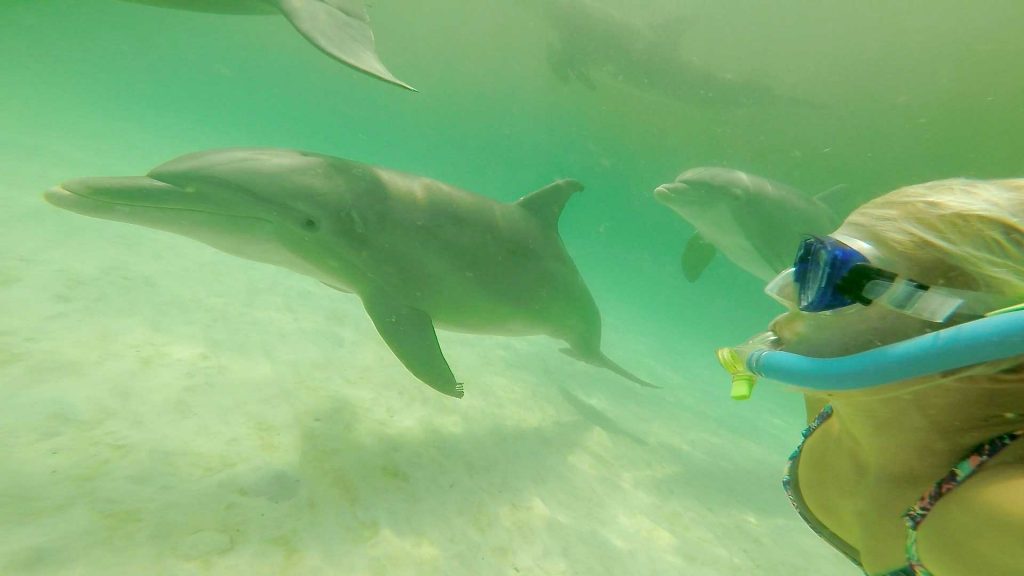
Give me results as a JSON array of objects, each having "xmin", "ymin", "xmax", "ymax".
[
  {"xmin": 813, "ymin": 183, "xmax": 855, "ymax": 220},
  {"xmin": 814, "ymin": 183, "xmax": 847, "ymax": 206},
  {"xmin": 515, "ymin": 179, "xmax": 583, "ymax": 228}
]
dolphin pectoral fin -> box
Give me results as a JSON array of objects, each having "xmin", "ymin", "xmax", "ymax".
[
  {"xmin": 545, "ymin": 43, "xmax": 597, "ymax": 90},
  {"xmin": 567, "ymin": 63, "xmax": 597, "ymax": 91},
  {"xmin": 560, "ymin": 348, "xmax": 660, "ymax": 390},
  {"xmin": 682, "ymin": 233, "xmax": 716, "ymax": 282},
  {"xmin": 546, "ymin": 43, "xmax": 572, "ymax": 84},
  {"xmin": 362, "ymin": 294, "xmax": 464, "ymax": 398},
  {"xmin": 273, "ymin": 0, "xmax": 416, "ymax": 91}
]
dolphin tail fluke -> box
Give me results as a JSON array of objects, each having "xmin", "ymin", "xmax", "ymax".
[
  {"xmin": 560, "ymin": 348, "xmax": 660, "ymax": 389},
  {"xmin": 274, "ymin": 0, "xmax": 416, "ymax": 91}
]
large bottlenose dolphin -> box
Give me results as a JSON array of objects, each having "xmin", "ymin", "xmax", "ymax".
[
  {"xmin": 654, "ymin": 167, "xmax": 839, "ymax": 282},
  {"xmin": 118, "ymin": 0, "xmax": 414, "ymax": 91},
  {"xmin": 44, "ymin": 148, "xmax": 655, "ymax": 398}
]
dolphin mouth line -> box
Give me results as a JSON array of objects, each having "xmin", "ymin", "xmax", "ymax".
[
  {"xmin": 654, "ymin": 184, "xmax": 688, "ymax": 198},
  {"xmin": 656, "ymin": 181, "xmax": 718, "ymax": 199},
  {"xmin": 53, "ymin": 185, "xmax": 274, "ymax": 225}
]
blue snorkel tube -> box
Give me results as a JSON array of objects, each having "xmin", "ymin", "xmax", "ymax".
[{"xmin": 718, "ymin": 306, "xmax": 1024, "ymax": 400}]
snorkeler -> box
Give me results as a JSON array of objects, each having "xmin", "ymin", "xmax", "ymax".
[{"xmin": 718, "ymin": 178, "xmax": 1024, "ymax": 575}]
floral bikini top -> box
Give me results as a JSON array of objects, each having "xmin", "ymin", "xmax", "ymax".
[{"xmin": 783, "ymin": 404, "xmax": 1024, "ymax": 576}]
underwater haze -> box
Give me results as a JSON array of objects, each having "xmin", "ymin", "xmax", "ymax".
[{"xmin": 2, "ymin": 1, "xmax": 1023, "ymax": 574}]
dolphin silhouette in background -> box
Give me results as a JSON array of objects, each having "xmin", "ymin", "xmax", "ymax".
[
  {"xmin": 654, "ymin": 167, "xmax": 840, "ymax": 282},
  {"xmin": 118, "ymin": 0, "xmax": 415, "ymax": 91},
  {"xmin": 45, "ymin": 148, "xmax": 656, "ymax": 398},
  {"xmin": 537, "ymin": 0, "xmax": 805, "ymax": 108}
]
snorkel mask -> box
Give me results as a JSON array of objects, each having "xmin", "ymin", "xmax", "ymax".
[{"xmin": 719, "ymin": 234, "xmax": 1024, "ymax": 400}]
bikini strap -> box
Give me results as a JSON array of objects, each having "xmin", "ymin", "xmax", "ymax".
[{"xmin": 902, "ymin": 429, "xmax": 1024, "ymax": 574}]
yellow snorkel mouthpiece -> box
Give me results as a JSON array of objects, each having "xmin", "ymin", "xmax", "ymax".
[
  {"xmin": 717, "ymin": 347, "xmax": 758, "ymax": 400},
  {"xmin": 717, "ymin": 331, "xmax": 780, "ymax": 400}
]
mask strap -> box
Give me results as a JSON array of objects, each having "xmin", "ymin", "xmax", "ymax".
[{"xmin": 864, "ymin": 276, "xmax": 1017, "ymax": 322}]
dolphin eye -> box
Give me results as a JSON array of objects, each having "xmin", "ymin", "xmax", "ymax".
[{"xmin": 302, "ymin": 218, "xmax": 319, "ymax": 231}]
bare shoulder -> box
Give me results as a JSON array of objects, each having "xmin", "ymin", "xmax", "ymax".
[{"xmin": 915, "ymin": 457, "xmax": 1024, "ymax": 576}]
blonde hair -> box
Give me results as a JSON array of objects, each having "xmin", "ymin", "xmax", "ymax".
[
  {"xmin": 845, "ymin": 178, "xmax": 1024, "ymax": 382},
  {"xmin": 844, "ymin": 178, "xmax": 1024, "ymax": 297}
]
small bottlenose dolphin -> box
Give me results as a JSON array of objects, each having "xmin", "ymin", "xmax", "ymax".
[
  {"xmin": 118, "ymin": 0, "xmax": 414, "ymax": 91},
  {"xmin": 45, "ymin": 148, "xmax": 655, "ymax": 398},
  {"xmin": 654, "ymin": 167, "xmax": 839, "ymax": 282}
]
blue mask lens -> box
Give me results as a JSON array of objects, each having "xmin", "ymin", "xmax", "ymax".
[{"xmin": 793, "ymin": 235, "xmax": 870, "ymax": 312}]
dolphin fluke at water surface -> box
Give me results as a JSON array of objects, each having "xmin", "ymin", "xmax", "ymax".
[
  {"xmin": 118, "ymin": 0, "xmax": 415, "ymax": 91},
  {"xmin": 45, "ymin": 148, "xmax": 656, "ymax": 397}
]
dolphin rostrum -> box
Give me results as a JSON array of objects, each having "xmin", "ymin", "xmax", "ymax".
[
  {"xmin": 118, "ymin": 0, "xmax": 415, "ymax": 91},
  {"xmin": 45, "ymin": 148, "xmax": 656, "ymax": 398},
  {"xmin": 654, "ymin": 167, "xmax": 839, "ymax": 282}
]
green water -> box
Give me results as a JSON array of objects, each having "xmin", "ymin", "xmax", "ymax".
[{"xmin": 1, "ymin": 1, "xmax": 1022, "ymax": 574}]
